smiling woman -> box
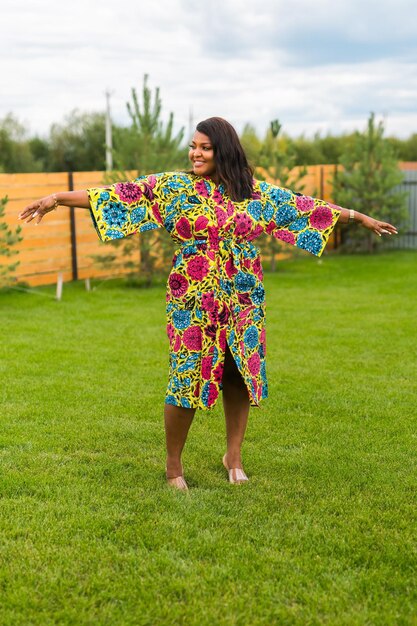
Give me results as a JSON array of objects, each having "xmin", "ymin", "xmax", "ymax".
[{"xmin": 18, "ymin": 116, "xmax": 398, "ymax": 491}]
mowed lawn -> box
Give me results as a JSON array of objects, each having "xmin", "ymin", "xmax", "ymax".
[{"xmin": 0, "ymin": 251, "xmax": 416, "ymax": 626}]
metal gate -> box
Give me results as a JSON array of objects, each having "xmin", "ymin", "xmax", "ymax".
[{"xmin": 383, "ymin": 169, "xmax": 417, "ymax": 249}]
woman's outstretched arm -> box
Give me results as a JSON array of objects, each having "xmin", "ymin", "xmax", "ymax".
[{"xmin": 18, "ymin": 190, "xmax": 96, "ymax": 224}]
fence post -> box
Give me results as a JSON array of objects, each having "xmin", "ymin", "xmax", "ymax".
[{"xmin": 68, "ymin": 171, "xmax": 78, "ymax": 281}]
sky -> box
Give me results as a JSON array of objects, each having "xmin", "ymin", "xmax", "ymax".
[{"xmin": 2, "ymin": 0, "xmax": 417, "ymax": 141}]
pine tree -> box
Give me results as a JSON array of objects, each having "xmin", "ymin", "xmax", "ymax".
[
  {"xmin": 256, "ymin": 120, "xmax": 307, "ymax": 271},
  {"xmin": 92, "ymin": 75, "xmax": 187, "ymax": 286},
  {"xmin": 332, "ymin": 113, "xmax": 408, "ymax": 252},
  {"xmin": 0, "ymin": 196, "xmax": 22, "ymax": 288}
]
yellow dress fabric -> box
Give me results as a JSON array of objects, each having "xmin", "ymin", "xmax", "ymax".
[{"xmin": 87, "ymin": 171, "xmax": 341, "ymax": 410}]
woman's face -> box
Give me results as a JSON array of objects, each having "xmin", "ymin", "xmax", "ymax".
[{"xmin": 189, "ymin": 131, "xmax": 216, "ymax": 178}]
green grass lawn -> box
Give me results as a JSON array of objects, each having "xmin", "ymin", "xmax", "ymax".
[{"xmin": 0, "ymin": 251, "xmax": 416, "ymax": 626}]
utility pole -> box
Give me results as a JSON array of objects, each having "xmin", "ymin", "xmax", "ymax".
[
  {"xmin": 105, "ymin": 90, "xmax": 113, "ymax": 171},
  {"xmin": 188, "ymin": 106, "xmax": 194, "ymax": 141}
]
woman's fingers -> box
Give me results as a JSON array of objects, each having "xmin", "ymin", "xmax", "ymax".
[
  {"xmin": 18, "ymin": 202, "xmax": 40, "ymax": 221},
  {"xmin": 18, "ymin": 197, "xmax": 53, "ymax": 224}
]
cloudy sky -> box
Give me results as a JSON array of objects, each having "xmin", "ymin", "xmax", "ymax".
[{"xmin": 2, "ymin": 0, "xmax": 417, "ymax": 140}]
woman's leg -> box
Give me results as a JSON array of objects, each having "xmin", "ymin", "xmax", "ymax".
[
  {"xmin": 222, "ymin": 344, "xmax": 250, "ymax": 470},
  {"xmin": 164, "ymin": 404, "xmax": 196, "ymax": 478}
]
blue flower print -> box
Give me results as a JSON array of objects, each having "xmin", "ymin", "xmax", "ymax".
[
  {"xmin": 172, "ymin": 310, "xmax": 191, "ymax": 330},
  {"xmin": 165, "ymin": 394, "xmax": 177, "ymax": 405},
  {"xmin": 201, "ymin": 381, "xmax": 211, "ymax": 406},
  {"xmin": 262, "ymin": 201, "xmax": 275, "ymax": 222},
  {"xmin": 269, "ymin": 188, "xmax": 292, "ymax": 204},
  {"xmin": 105, "ymin": 228, "xmax": 124, "ymax": 239},
  {"xmin": 251, "ymin": 285, "xmax": 265, "ymax": 305},
  {"xmin": 235, "ymin": 272, "xmax": 256, "ymax": 292},
  {"xmin": 130, "ymin": 206, "xmax": 147, "ymax": 224},
  {"xmin": 102, "ymin": 202, "xmax": 128, "ymax": 227},
  {"xmin": 289, "ymin": 216, "xmax": 309, "ymax": 232},
  {"xmin": 181, "ymin": 397, "xmax": 191, "ymax": 408},
  {"xmin": 100, "ymin": 191, "xmax": 110, "ymax": 201},
  {"xmin": 139, "ymin": 223, "xmax": 159, "ymax": 232},
  {"xmin": 244, "ymin": 326, "xmax": 259, "ymax": 349},
  {"xmin": 275, "ymin": 204, "xmax": 297, "ymax": 226},
  {"xmin": 220, "ymin": 279, "xmax": 232, "ymax": 295},
  {"xmin": 297, "ymin": 230, "xmax": 323, "ymax": 256},
  {"xmin": 247, "ymin": 200, "xmax": 262, "ymax": 220},
  {"xmin": 228, "ymin": 329, "xmax": 235, "ymax": 345}
]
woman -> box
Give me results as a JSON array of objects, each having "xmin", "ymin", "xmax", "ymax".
[{"xmin": 19, "ymin": 117, "xmax": 398, "ymax": 491}]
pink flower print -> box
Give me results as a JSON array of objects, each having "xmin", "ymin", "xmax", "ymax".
[
  {"xmin": 226, "ymin": 201, "xmax": 235, "ymax": 217},
  {"xmin": 238, "ymin": 293, "xmax": 252, "ymax": 306},
  {"xmin": 173, "ymin": 334, "xmax": 182, "ymax": 352},
  {"xmin": 252, "ymin": 257, "xmax": 262, "ymax": 279},
  {"xmin": 213, "ymin": 189, "xmax": 224, "ymax": 205},
  {"xmin": 183, "ymin": 326, "xmax": 202, "ymax": 351},
  {"xmin": 204, "ymin": 324, "xmax": 217, "ymax": 339},
  {"xmin": 176, "ymin": 216, "xmax": 192, "ymax": 239},
  {"xmin": 209, "ymin": 310, "xmax": 218, "ymax": 324},
  {"xmin": 115, "ymin": 182, "xmax": 143, "ymax": 204},
  {"xmin": 296, "ymin": 196, "xmax": 315, "ymax": 212},
  {"xmin": 225, "ymin": 258, "xmax": 238, "ymax": 278},
  {"xmin": 215, "ymin": 206, "xmax": 227, "ymax": 227},
  {"xmin": 195, "ymin": 215, "xmax": 209, "ymax": 232},
  {"xmin": 167, "ymin": 323, "xmax": 175, "ymax": 343},
  {"xmin": 248, "ymin": 353, "xmax": 261, "ymax": 375},
  {"xmin": 169, "ymin": 273, "xmax": 189, "ymax": 298},
  {"xmin": 151, "ymin": 203, "xmax": 162, "ymax": 224},
  {"xmin": 207, "ymin": 383, "xmax": 219, "ymax": 407},
  {"xmin": 202, "ymin": 291, "xmax": 216, "ymax": 311},
  {"xmin": 195, "ymin": 180, "xmax": 210, "ymax": 197},
  {"xmin": 252, "ymin": 189, "xmax": 261, "ymax": 200},
  {"xmin": 218, "ymin": 305, "xmax": 229, "ymax": 326},
  {"xmin": 248, "ymin": 224, "xmax": 263, "ymax": 241},
  {"xmin": 310, "ymin": 206, "xmax": 334, "ymax": 231},
  {"xmin": 201, "ymin": 356, "xmax": 212, "ymax": 380},
  {"xmin": 141, "ymin": 175, "xmax": 156, "ymax": 201},
  {"xmin": 275, "ymin": 230, "xmax": 296, "ymax": 245},
  {"xmin": 219, "ymin": 329, "xmax": 227, "ymax": 351},
  {"xmin": 208, "ymin": 226, "xmax": 220, "ymax": 250},
  {"xmin": 243, "ymin": 258, "xmax": 251, "ymax": 269},
  {"xmin": 235, "ymin": 212, "xmax": 252, "ymax": 237},
  {"xmin": 266, "ymin": 221, "xmax": 277, "ymax": 235},
  {"xmin": 187, "ymin": 256, "xmax": 209, "ymax": 281},
  {"xmin": 194, "ymin": 382, "xmax": 200, "ymax": 397},
  {"xmin": 213, "ymin": 362, "xmax": 224, "ymax": 384}
]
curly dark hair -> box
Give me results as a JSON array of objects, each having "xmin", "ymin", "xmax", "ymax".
[{"xmin": 195, "ymin": 117, "xmax": 254, "ymax": 201}]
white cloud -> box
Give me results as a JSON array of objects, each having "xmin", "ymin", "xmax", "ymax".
[{"xmin": 1, "ymin": 0, "xmax": 416, "ymax": 140}]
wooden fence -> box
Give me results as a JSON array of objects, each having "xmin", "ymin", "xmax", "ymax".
[{"xmin": 0, "ymin": 164, "xmax": 414, "ymax": 287}]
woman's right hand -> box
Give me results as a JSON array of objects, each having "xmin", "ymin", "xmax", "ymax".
[{"xmin": 18, "ymin": 195, "xmax": 57, "ymax": 224}]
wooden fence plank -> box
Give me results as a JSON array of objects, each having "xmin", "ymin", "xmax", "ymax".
[{"xmin": 1, "ymin": 166, "xmax": 415, "ymax": 286}]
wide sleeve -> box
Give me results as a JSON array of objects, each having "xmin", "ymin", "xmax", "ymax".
[
  {"xmin": 87, "ymin": 171, "xmax": 176, "ymax": 242},
  {"xmin": 256, "ymin": 180, "xmax": 342, "ymax": 257}
]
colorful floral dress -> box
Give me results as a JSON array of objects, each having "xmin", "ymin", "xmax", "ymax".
[{"xmin": 87, "ymin": 172, "xmax": 341, "ymax": 410}]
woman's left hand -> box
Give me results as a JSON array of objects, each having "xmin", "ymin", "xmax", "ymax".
[{"xmin": 359, "ymin": 215, "xmax": 398, "ymax": 237}]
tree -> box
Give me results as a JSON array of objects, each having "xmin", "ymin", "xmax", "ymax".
[
  {"xmin": 332, "ymin": 113, "xmax": 408, "ymax": 252},
  {"xmin": 255, "ymin": 120, "xmax": 307, "ymax": 271},
  {"xmin": 0, "ymin": 114, "xmax": 39, "ymax": 173},
  {"xmin": 0, "ymin": 196, "xmax": 23, "ymax": 288},
  {"xmin": 93, "ymin": 75, "xmax": 187, "ymax": 286},
  {"xmin": 48, "ymin": 110, "xmax": 106, "ymax": 171}
]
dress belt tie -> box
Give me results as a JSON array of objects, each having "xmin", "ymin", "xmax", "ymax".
[{"xmin": 178, "ymin": 238, "xmax": 257, "ymax": 274}]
